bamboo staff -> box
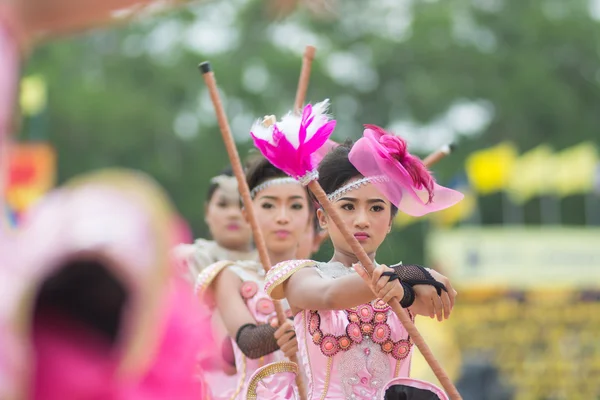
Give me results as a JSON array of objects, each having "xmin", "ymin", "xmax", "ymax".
[
  {"xmin": 294, "ymin": 45, "xmax": 316, "ymax": 113},
  {"xmin": 198, "ymin": 61, "xmax": 306, "ymax": 400},
  {"xmin": 423, "ymin": 144, "xmax": 455, "ymax": 167}
]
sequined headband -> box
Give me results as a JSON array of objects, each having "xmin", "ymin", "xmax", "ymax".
[
  {"xmin": 326, "ymin": 176, "xmax": 390, "ymax": 203},
  {"xmin": 209, "ymin": 175, "xmax": 239, "ymax": 201},
  {"xmin": 210, "ymin": 175, "xmax": 238, "ymax": 190},
  {"xmin": 250, "ymin": 177, "xmax": 299, "ymax": 199}
]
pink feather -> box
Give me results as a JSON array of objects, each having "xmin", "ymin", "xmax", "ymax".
[
  {"xmin": 250, "ymin": 100, "xmax": 337, "ymax": 180},
  {"xmin": 32, "ymin": 278, "xmax": 210, "ymax": 400}
]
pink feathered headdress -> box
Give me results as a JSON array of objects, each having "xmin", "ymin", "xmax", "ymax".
[
  {"xmin": 250, "ymin": 99, "xmax": 336, "ymax": 184},
  {"xmin": 348, "ymin": 125, "xmax": 464, "ymax": 217}
]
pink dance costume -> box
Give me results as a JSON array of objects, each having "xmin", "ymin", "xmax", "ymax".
[
  {"xmin": 196, "ymin": 260, "xmax": 296, "ymax": 400},
  {"xmin": 264, "ymin": 260, "xmax": 417, "ymax": 399}
]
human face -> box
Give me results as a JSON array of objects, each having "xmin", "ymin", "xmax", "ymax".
[
  {"xmin": 318, "ymin": 179, "xmax": 393, "ymax": 260},
  {"xmin": 205, "ymin": 187, "xmax": 252, "ymax": 252},
  {"xmin": 252, "ymin": 183, "xmax": 310, "ymax": 258}
]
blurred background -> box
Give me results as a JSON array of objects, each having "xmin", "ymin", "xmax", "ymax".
[{"xmin": 6, "ymin": 0, "xmax": 600, "ymax": 398}]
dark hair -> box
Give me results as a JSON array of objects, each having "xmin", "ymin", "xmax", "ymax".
[
  {"xmin": 245, "ymin": 157, "xmax": 288, "ymax": 193},
  {"xmin": 206, "ymin": 166, "xmax": 234, "ymax": 203},
  {"xmin": 245, "ymin": 155, "xmax": 317, "ymax": 217},
  {"xmin": 317, "ymin": 140, "xmax": 399, "ymax": 218}
]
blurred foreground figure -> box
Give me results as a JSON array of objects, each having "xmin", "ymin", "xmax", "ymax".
[{"xmin": 0, "ymin": 169, "xmax": 212, "ymax": 400}]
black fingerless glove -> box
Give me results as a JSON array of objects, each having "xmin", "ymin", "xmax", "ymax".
[
  {"xmin": 389, "ymin": 263, "xmax": 447, "ymax": 296},
  {"xmin": 381, "ymin": 270, "xmax": 416, "ymax": 308},
  {"xmin": 235, "ymin": 323, "xmax": 279, "ymax": 359}
]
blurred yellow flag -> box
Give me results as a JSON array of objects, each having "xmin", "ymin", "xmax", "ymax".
[
  {"xmin": 393, "ymin": 211, "xmax": 419, "ymax": 228},
  {"xmin": 431, "ymin": 189, "xmax": 477, "ymax": 227},
  {"xmin": 410, "ymin": 318, "xmax": 461, "ymax": 386},
  {"xmin": 465, "ymin": 142, "xmax": 517, "ymax": 195},
  {"xmin": 506, "ymin": 144, "xmax": 555, "ymax": 203},
  {"xmin": 553, "ymin": 142, "xmax": 598, "ymax": 196},
  {"xmin": 20, "ymin": 75, "xmax": 47, "ymax": 116}
]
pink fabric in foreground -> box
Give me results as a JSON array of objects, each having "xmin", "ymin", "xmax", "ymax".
[
  {"xmin": 32, "ymin": 278, "xmax": 208, "ymax": 400},
  {"xmin": 349, "ymin": 126, "xmax": 463, "ymax": 217}
]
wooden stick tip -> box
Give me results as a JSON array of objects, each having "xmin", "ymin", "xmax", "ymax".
[
  {"xmin": 304, "ymin": 45, "xmax": 317, "ymax": 59},
  {"xmin": 198, "ymin": 62, "xmax": 212, "ymax": 74}
]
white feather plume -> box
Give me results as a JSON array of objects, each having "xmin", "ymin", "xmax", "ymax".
[{"xmin": 250, "ymin": 99, "xmax": 331, "ymax": 149}]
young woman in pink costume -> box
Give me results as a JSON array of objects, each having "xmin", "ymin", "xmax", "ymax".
[
  {"xmin": 0, "ymin": 170, "xmax": 211, "ymax": 400},
  {"xmin": 174, "ymin": 167, "xmax": 256, "ymax": 284},
  {"xmin": 196, "ymin": 156, "xmax": 322, "ymax": 400},
  {"xmin": 259, "ymin": 126, "xmax": 464, "ymax": 399},
  {"xmin": 174, "ymin": 167, "xmax": 257, "ymax": 387}
]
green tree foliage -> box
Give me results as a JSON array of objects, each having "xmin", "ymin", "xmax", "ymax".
[{"xmin": 20, "ymin": 0, "xmax": 600, "ymax": 263}]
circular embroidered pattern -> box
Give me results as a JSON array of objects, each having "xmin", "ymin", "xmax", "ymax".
[
  {"xmin": 338, "ymin": 335, "xmax": 352, "ymax": 351},
  {"xmin": 320, "ymin": 335, "xmax": 339, "ymax": 357},
  {"xmin": 346, "ymin": 322, "xmax": 363, "ymax": 344},
  {"xmin": 374, "ymin": 312, "xmax": 387, "ymax": 324},
  {"xmin": 312, "ymin": 330, "xmax": 323, "ymax": 345},
  {"xmin": 372, "ymin": 299, "xmax": 391, "ymax": 312},
  {"xmin": 372, "ymin": 323, "xmax": 391, "ymax": 344},
  {"xmin": 240, "ymin": 281, "xmax": 258, "ymax": 299},
  {"xmin": 391, "ymin": 340, "xmax": 412, "ymax": 360},
  {"xmin": 381, "ymin": 340, "xmax": 394, "ymax": 354},
  {"xmin": 348, "ymin": 313, "xmax": 360, "ymax": 323},
  {"xmin": 255, "ymin": 298, "xmax": 275, "ymax": 315},
  {"xmin": 356, "ymin": 304, "xmax": 374, "ymax": 323},
  {"xmin": 361, "ymin": 323, "xmax": 373, "ymax": 336},
  {"xmin": 308, "ymin": 312, "xmax": 321, "ymax": 336}
]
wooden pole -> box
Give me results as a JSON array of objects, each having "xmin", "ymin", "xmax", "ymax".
[
  {"xmin": 423, "ymin": 144, "xmax": 455, "ymax": 168},
  {"xmin": 199, "ymin": 61, "xmax": 306, "ymax": 400},
  {"xmin": 293, "ymin": 46, "xmax": 316, "ymax": 113}
]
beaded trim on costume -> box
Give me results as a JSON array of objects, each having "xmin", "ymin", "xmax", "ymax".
[
  {"xmin": 264, "ymin": 259, "xmax": 316, "ymax": 299},
  {"xmin": 326, "ymin": 175, "xmax": 390, "ymax": 202},
  {"xmin": 194, "ymin": 260, "xmax": 234, "ymax": 294},
  {"xmin": 250, "ymin": 177, "xmax": 299, "ymax": 199},
  {"xmin": 245, "ymin": 361, "xmax": 299, "ymax": 399}
]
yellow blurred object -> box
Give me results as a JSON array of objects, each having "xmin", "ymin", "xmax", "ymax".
[
  {"xmin": 506, "ymin": 144, "xmax": 555, "ymax": 203},
  {"xmin": 20, "ymin": 75, "xmax": 47, "ymax": 116},
  {"xmin": 553, "ymin": 142, "xmax": 598, "ymax": 196},
  {"xmin": 393, "ymin": 211, "xmax": 419, "ymax": 228},
  {"xmin": 449, "ymin": 288, "xmax": 600, "ymax": 398},
  {"xmin": 410, "ymin": 318, "xmax": 461, "ymax": 386},
  {"xmin": 431, "ymin": 189, "xmax": 476, "ymax": 227},
  {"xmin": 465, "ymin": 142, "xmax": 518, "ymax": 195},
  {"xmin": 6, "ymin": 186, "xmax": 46, "ymax": 212}
]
